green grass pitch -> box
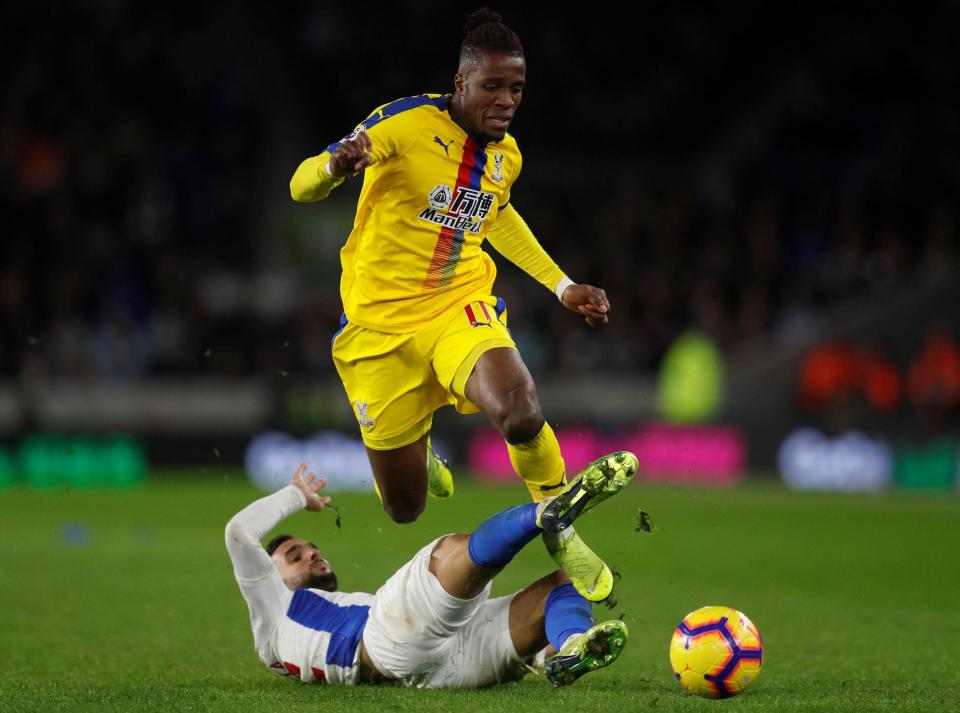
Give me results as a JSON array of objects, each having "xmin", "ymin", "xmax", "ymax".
[{"xmin": 1, "ymin": 473, "xmax": 958, "ymax": 712}]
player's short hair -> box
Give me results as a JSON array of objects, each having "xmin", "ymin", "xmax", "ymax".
[
  {"xmin": 459, "ymin": 7, "xmax": 524, "ymax": 68},
  {"xmin": 266, "ymin": 534, "xmax": 293, "ymax": 556}
]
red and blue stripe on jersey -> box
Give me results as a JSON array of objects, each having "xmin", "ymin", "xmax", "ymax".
[{"xmin": 423, "ymin": 136, "xmax": 488, "ymax": 290}]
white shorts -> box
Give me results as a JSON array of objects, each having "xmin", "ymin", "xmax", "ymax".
[{"xmin": 362, "ymin": 536, "xmax": 531, "ymax": 689}]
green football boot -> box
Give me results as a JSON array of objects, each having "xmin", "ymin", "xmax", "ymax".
[
  {"xmin": 542, "ymin": 529, "xmax": 614, "ymax": 602},
  {"xmin": 537, "ymin": 451, "xmax": 638, "ymax": 533},
  {"xmin": 545, "ymin": 620, "xmax": 629, "ymax": 687},
  {"xmin": 426, "ymin": 437, "xmax": 454, "ymax": 499}
]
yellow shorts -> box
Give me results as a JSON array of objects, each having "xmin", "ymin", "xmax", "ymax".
[{"xmin": 331, "ymin": 295, "xmax": 516, "ymax": 450}]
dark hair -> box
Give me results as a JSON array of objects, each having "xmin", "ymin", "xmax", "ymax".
[
  {"xmin": 266, "ymin": 534, "xmax": 293, "ymax": 556},
  {"xmin": 460, "ymin": 8, "xmax": 523, "ymax": 68}
]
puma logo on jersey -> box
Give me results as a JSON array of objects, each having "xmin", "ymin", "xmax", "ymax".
[{"xmin": 434, "ymin": 136, "xmax": 454, "ymax": 156}]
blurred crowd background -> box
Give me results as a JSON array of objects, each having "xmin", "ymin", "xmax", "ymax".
[{"xmin": 2, "ymin": 2, "xmax": 959, "ymax": 478}]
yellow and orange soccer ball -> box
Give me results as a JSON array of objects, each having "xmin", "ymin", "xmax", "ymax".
[{"xmin": 669, "ymin": 605, "xmax": 763, "ymax": 698}]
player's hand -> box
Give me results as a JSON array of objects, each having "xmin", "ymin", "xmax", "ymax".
[
  {"xmin": 290, "ymin": 463, "xmax": 333, "ymax": 512},
  {"xmin": 560, "ymin": 283, "xmax": 610, "ymax": 326},
  {"xmin": 328, "ymin": 130, "xmax": 374, "ymax": 177}
]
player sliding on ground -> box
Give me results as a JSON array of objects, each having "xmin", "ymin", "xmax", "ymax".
[
  {"xmin": 225, "ymin": 454, "xmax": 637, "ymax": 688},
  {"xmin": 290, "ymin": 9, "xmax": 615, "ymax": 602}
]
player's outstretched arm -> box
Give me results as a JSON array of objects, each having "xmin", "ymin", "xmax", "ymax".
[
  {"xmin": 486, "ymin": 204, "xmax": 566, "ymax": 291},
  {"xmin": 225, "ymin": 463, "xmax": 329, "ymax": 580},
  {"xmin": 486, "ymin": 204, "xmax": 611, "ymax": 327},
  {"xmin": 226, "ymin": 464, "xmax": 330, "ymax": 658},
  {"xmin": 289, "ymin": 132, "xmax": 375, "ymax": 203}
]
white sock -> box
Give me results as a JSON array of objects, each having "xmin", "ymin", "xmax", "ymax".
[{"xmin": 534, "ymin": 647, "xmax": 548, "ymax": 669}]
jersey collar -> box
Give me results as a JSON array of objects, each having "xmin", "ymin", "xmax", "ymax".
[{"xmin": 441, "ymin": 93, "xmax": 495, "ymax": 149}]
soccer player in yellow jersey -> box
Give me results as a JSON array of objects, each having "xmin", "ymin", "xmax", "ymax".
[{"xmin": 290, "ymin": 8, "xmax": 618, "ymax": 601}]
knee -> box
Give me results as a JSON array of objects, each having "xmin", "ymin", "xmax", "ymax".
[
  {"xmin": 499, "ymin": 390, "xmax": 544, "ymax": 444},
  {"xmin": 381, "ymin": 494, "xmax": 426, "ymax": 524}
]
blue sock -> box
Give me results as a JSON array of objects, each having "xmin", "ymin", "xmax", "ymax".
[
  {"xmin": 467, "ymin": 503, "xmax": 540, "ymax": 568},
  {"xmin": 545, "ymin": 583, "xmax": 593, "ymax": 650}
]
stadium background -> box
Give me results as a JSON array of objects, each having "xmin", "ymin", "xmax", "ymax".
[
  {"xmin": 2, "ymin": 3, "xmax": 959, "ymax": 711},
  {"xmin": 3, "ymin": 2, "xmax": 959, "ymax": 486}
]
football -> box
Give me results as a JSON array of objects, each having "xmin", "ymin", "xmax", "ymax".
[{"xmin": 669, "ymin": 605, "xmax": 763, "ymax": 698}]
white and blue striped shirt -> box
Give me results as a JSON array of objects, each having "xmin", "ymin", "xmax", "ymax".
[
  {"xmin": 267, "ymin": 587, "xmax": 374, "ymax": 684},
  {"xmin": 226, "ymin": 485, "xmax": 374, "ymax": 685}
]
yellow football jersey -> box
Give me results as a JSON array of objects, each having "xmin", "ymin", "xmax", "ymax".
[{"xmin": 292, "ymin": 93, "xmax": 522, "ymax": 333}]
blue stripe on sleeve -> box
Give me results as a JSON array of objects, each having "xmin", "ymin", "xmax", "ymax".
[
  {"xmin": 324, "ymin": 94, "xmax": 447, "ymax": 154},
  {"xmin": 287, "ymin": 589, "xmax": 370, "ymax": 668}
]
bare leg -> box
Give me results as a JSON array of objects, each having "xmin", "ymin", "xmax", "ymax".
[
  {"xmin": 426, "ymin": 533, "xmax": 571, "ymax": 659},
  {"xmin": 465, "ymin": 347, "xmax": 544, "ymax": 444},
  {"xmin": 427, "ymin": 533, "xmax": 501, "ymax": 599},
  {"xmin": 508, "ymin": 570, "xmax": 571, "ymax": 658},
  {"xmin": 366, "ymin": 433, "xmax": 428, "ymax": 524}
]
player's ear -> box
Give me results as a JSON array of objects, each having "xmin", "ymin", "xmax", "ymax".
[{"xmin": 454, "ymin": 72, "xmax": 464, "ymax": 92}]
